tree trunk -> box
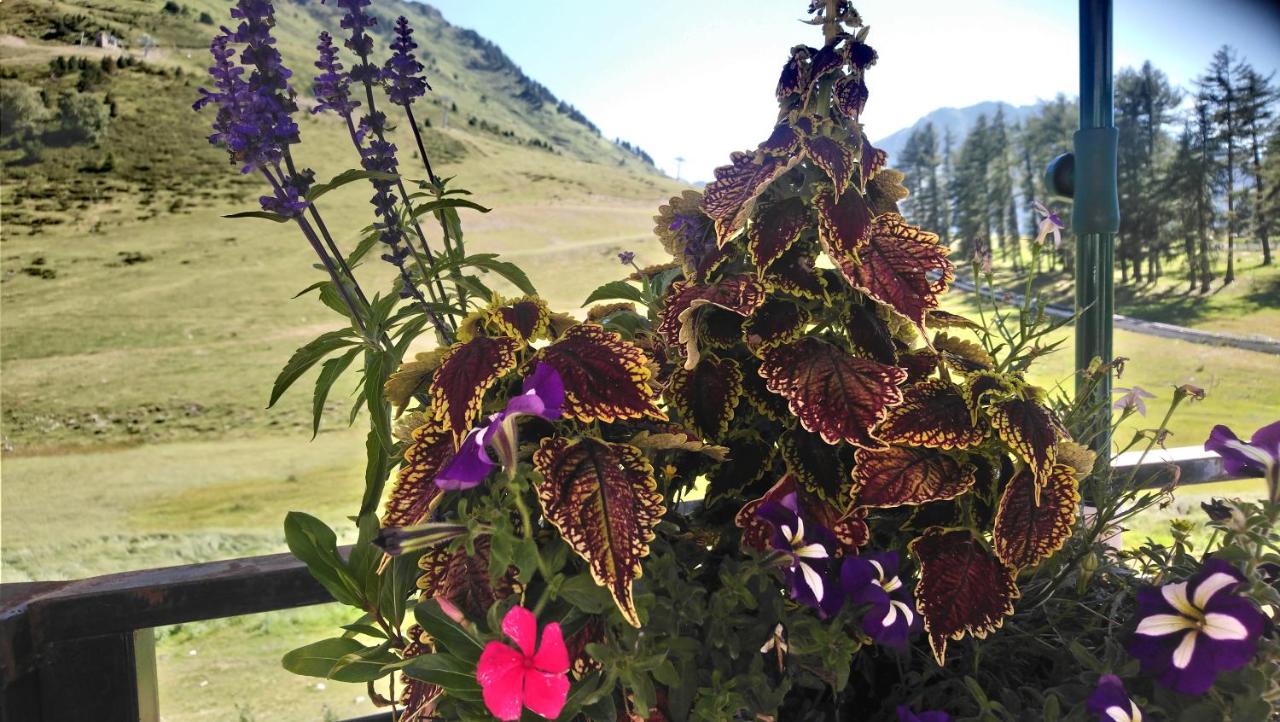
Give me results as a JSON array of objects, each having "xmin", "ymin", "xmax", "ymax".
[
  {"xmin": 1249, "ymin": 127, "xmax": 1271, "ymax": 265},
  {"xmin": 1184, "ymin": 234, "xmax": 1197, "ymax": 292}
]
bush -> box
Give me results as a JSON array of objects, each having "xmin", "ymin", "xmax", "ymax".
[
  {"xmin": 198, "ymin": 11, "xmax": 214, "ymax": 25},
  {"xmin": 56, "ymin": 91, "xmax": 110, "ymax": 143},
  {"xmin": 0, "ymin": 81, "xmax": 49, "ymax": 143}
]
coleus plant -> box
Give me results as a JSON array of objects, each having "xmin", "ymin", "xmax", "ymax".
[{"xmin": 200, "ymin": 1, "xmax": 1276, "ymax": 721}]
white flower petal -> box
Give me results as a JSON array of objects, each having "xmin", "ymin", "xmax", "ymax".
[
  {"xmin": 1131, "ymin": 703, "xmax": 1143, "ymax": 722},
  {"xmin": 1171, "ymin": 631, "xmax": 1198, "ymax": 669},
  {"xmin": 1104, "ymin": 705, "xmax": 1130, "ymax": 722},
  {"xmin": 1161, "ymin": 582, "xmax": 1197, "ymax": 616},
  {"xmin": 1135, "ymin": 614, "xmax": 1196, "ymax": 637},
  {"xmin": 794, "ymin": 543, "xmax": 828, "ymax": 559},
  {"xmin": 883, "ymin": 576, "xmax": 903, "ymax": 593},
  {"xmin": 793, "ymin": 517, "xmax": 806, "ymax": 544},
  {"xmin": 892, "ymin": 600, "xmax": 914, "ymax": 627},
  {"xmin": 881, "ymin": 602, "xmax": 898, "ymax": 628},
  {"xmin": 780, "ymin": 524, "xmax": 794, "ymax": 541},
  {"xmin": 800, "ymin": 561, "xmax": 825, "ymax": 602},
  {"xmin": 1221, "ymin": 438, "xmax": 1275, "ymax": 470},
  {"xmin": 868, "ymin": 559, "xmax": 884, "ymax": 579},
  {"xmin": 1192, "ymin": 572, "xmax": 1237, "ymax": 608},
  {"xmin": 1202, "ymin": 612, "xmax": 1249, "ymax": 641}
]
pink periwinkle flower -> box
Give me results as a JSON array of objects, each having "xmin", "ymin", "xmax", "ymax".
[{"xmin": 477, "ymin": 606, "xmax": 570, "ymax": 721}]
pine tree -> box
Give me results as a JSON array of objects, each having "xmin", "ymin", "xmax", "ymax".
[
  {"xmin": 952, "ymin": 115, "xmax": 992, "ymax": 262},
  {"xmin": 987, "ymin": 109, "xmax": 1017, "ymax": 266},
  {"xmin": 1115, "ymin": 62, "xmax": 1180, "ymax": 283},
  {"xmin": 1197, "ymin": 46, "xmax": 1243, "ymax": 285},
  {"xmin": 1235, "ymin": 64, "xmax": 1277, "ymax": 266},
  {"xmin": 940, "ymin": 128, "xmax": 955, "ymax": 245}
]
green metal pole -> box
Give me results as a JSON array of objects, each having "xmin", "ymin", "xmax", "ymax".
[{"xmin": 1074, "ymin": 0, "xmax": 1120, "ymax": 461}]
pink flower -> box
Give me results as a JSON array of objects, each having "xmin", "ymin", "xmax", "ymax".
[{"xmin": 477, "ymin": 606, "xmax": 570, "ymax": 720}]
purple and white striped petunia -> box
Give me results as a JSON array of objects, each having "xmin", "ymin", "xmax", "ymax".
[
  {"xmin": 1086, "ymin": 675, "xmax": 1142, "ymax": 722},
  {"xmin": 841, "ymin": 551, "xmax": 919, "ymax": 648},
  {"xmin": 434, "ymin": 363, "xmax": 565, "ymax": 490},
  {"xmin": 1205, "ymin": 420, "xmax": 1280, "ymax": 503},
  {"xmin": 896, "ymin": 706, "xmax": 951, "ymax": 722},
  {"xmin": 1126, "ymin": 558, "xmax": 1267, "ymax": 695},
  {"xmin": 756, "ymin": 493, "xmax": 839, "ymax": 614}
]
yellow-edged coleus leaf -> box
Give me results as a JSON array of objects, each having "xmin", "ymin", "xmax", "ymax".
[
  {"xmin": 748, "ymin": 196, "xmax": 810, "ymax": 272},
  {"xmin": 844, "ymin": 297, "xmax": 899, "ymax": 365},
  {"xmin": 738, "ymin": 356, "xmax": 792, "ymax": 422},
  {"xmin": 736, "ymin": 473, "xmax": 867, "ymax": 554},
  {"xmin": 963, "ymin": 370, "xmax": 1018, "ymax": 415},
  {"xmin": 814, "ymin": 185, "xmax": 874, "ymax": 262},
  {"xmin": 485, "ymin": 295, "xmax": 551, "ymax": 344},
  {"xmin": 989, "ymin": 392, "xmax": 1060, "ymax": 499},
  {"xmin": 657, "ymin": 276, "xmax": 766, "ymax": 368},
  {"xmin": 866, "ymin": 168, "xmax": 910, "ymax": 215},
  {"xmin": 857, "ymin": 137, "xmax": 888, "ymax": 190},
  {"xmin": 667, "ymin": 354, "xmax": 742, "ymax": 440},
  {"xmin": 760, "ymin": 337, "xmax": 907, "ymax": 448},
  {"xmin": 933, "ymin": 333, "xmax": 993, "ymax": 372},
  {"xmin": 833, "ymin": 72, "xmax": 869, "ymax": 120},
  {"xmin": 877, "ymin": 379, "xmax": 990, "ymax": 450},
  {"xmin": 706, "ymin": 432, "xmax": 778, "ymax": 501},
  {"xmin": 536, "ymin": 323, "xmax": 664, "ymax": 424},
  {"xmin": 417, "ymin": 536, "xmax": 515, "ymax": 620},
  {"xmin": 910, "ymin": 528, "xmax": 1019, "ymax": 666},
  {"xmin": 926, "ymin": 309, "xmax": 981, "ymax": 331},
  {"xmin": 702, "ymin": 151, "xmax": 801, "ymax": 245},
  {"xmin": 744, "ymin": 299, "xmax": 811, "ymax": 355},
  {"xmin": 759, "ymin": 121, "xmax": 803, "ymax": 156},
  {"xmin": 533, "ymin": 437, "xmax": 664, "ymax": 627},
  {"xmin": 780, "ymin": 426, "xmax": 855, "ymax": 502},
  {"xmin": 841, "ymin": 213, "xmax": 953, "ymax": 330},
  {"xmin": 384, "ymin": 349, "xmax": 447, "ymax": 415},
  {"xmin": 803, "ymin": 134, "xmax": 857, "ymax": 200},
  {"xmin": 775, "ymin": 47, "xmax": 812, "ymax": 100},
  {"xmin": 763, "ymin": 246, "xmax": 828, "ymax": 300},
  {"xmin": 993, "ymin": 464, "xmax": 1080, "ymax": 569},
  {"xmin": 849, "ymin": 445, "xmax": 977, "ymax": 508},
  {"xmin": 429, "ymin": 335, "xmax": 522, "ymax": 445},
  {"xmin": 700, "ymin": 308, "xmax": 746, "ymax": 351},
  {"xmin": 383, "ymin": 424, "xmax": 453, "ymax": 527}
]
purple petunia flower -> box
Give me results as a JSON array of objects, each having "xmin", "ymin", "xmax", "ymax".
[
  {"xmin": 434, "ymin": 363, "xmax": 565, "ymax": 490},
  {"xmin": 1112, "ymin": 386, "xmax": 1155, "ymax": 416},
  {"xmin": 384, "ymin": 16, "xmax": 431, "ymax": 106},
  {"xmin": 841, "ymin": 551, "xmax": 919, "ymax": 648},
  {"xmin": 756, "ymin": 493, "xmax": 839, "ymax": 614},
  {"xmin": 1127, "ymin": 558, "xmax": 1267, "ymax": 695},
  {"xmin": 1205, "ymin": 420, "xmax": 1279, "ymax": 502},
  {"xmin": 1086, "ymin": 675, "xmax": 1142, "ymax": 722},
  {"xmin": 896, "ymin": 706, "xmax": 951, "ymax": 722}
]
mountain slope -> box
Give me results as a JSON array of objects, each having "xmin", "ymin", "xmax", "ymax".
[{"xmin": 874, "ymin": 100, "xmax": 1043, "ymax": 161}]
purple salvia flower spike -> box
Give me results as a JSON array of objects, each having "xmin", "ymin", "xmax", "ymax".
[{"xmin": 385, "ymin": 17, "xmax": 431, "ymax": 106}]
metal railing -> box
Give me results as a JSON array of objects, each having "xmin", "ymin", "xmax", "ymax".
[{"xmin": 0, "ymin": 448, "xmax": 1248, "ymax": 722}]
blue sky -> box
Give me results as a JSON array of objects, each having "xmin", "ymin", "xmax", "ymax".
[{"xmin": 423, "ymin": 0, "xmax": 1280, "ymax": 183}]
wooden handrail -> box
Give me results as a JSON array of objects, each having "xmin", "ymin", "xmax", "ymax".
[{"xmin": 0, "ymin": 448, "xmax": 1256, "ymax": 721}]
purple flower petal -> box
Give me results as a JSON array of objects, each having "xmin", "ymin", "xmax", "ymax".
[
  {"xmin": 434, "ymin": 427, "xmax": 496, "ymax": 490},
  {"xmin": 1086, "ymin": 675, "xmax": 1140, "ymax": 722},
  {"xmin": 1205, "ymin": 424, "xmax": 1271, "ymax": 477},
  {"xmin": 502, "ymin": 363, "xmax": 564, "ymax": 421},
  {"xmin": 897, "ymin": 706, "xmax": 951, "ymax": 722}
]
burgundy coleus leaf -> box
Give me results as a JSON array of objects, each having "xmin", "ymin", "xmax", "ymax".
[
  {"xmin": 844, "ymin": 298, "xmax": 898, "ymax": 365},
  {"xmin": 878, "ymin": 379, "xmax": 990, "ymax": 450},
  {"xmin": 814, "ymin": 186, "xmax": 874, "ymax": 263},
  {"xmin": 748, "ymin": 196, "xmax": 810, "ymax": 271},
  {"xmin": 843, "ymin": 213, "xmax": 953, "ymax": 330},
  {"xmin": 702, "ymin": 151, "xmax": 799, "ymax": 245},
  {"xmin": 858, "ymin": 137, "xmax": 888, "ymax": 190},
  {"xmin": 808, "ymin": 40, "xmax": 845, "ymax": 85},
  {"xmin": 418, "ymin": 536, "xmax": 516, "ymax": 620},
  {"xmin": 850, "ymin": 445, "xmax": 977, "ymax": 508},
  {"xmin": 429, "ymin": 335, "xmax": 522, "ymax": 445},
  {"xmin": 486, "ymin": 295, "xmax": 550, "ymax": 344},
  {"xmin": 898, "ymin": 349, "xmax": 939, "ymax": 383},
  {"xmin": 736, "ymin": 473, "xmax": 867, "ymax": 554},
  {"xmin": 383, "ymin": 424, "xmax": 453, "ymax": 527},
  {"xmin": 657, "ymin": 276, "xmax": 767, "ymax": 367},
  {"xmin": 667, "ymin": 354, "xmax": 743, "ymax": 440},
  {"xmin": 845, "ymin": 41, "xmax": 878, "ymax": 69},
  {"xmin": 744, "ymin": 299, "xmax": 811, "ymax": 355},
  {"xmin": 775, "ymin": 47, "xmax": 813, "ymax": 100},
  {"xmin": 760, "ymin": 337, "xmax": 907, "ymax": 448},
  {"xmin": 700, "ymin": 308, "xmax": 746, "ymax": 350},
  {"xmin": 707, "ymin": 432, "xmax": 777, "ymax": 501},
  {"xmin": 738, "ymin": 356, "xmax": 792, "ymax": 422},
  {"xmin": 780, "ymin": 426, "xmax": 855, "ymax": 502},
  {"xmin": 993, "ymin": 465, "xmax": 1080, "ymax": 569},
  {"xmin": 910, "ymin": 528, "xmax": 1019, "ymax": 666},
  {"xmin": 964, "ymin": 370, "xmax": 1017, "ymax": 414},
  {"xmin": 654, "ymin": 191, "xmax": 729, "ymax": 282},
  {"xmin": 537, "ymin": 323, "xmax": 665, "ymax": 424},
  {"xmin": 934, "ymin": 333, "xmax": 994, "ymax": 373},
  {"xmin": 759, "ymin": 122, "xmax": 802, "ymax": 157},
  {"xmin": 398, "ymin": 627, "xmax": 439, "ymax": 721},
  {"xmin": 832, "ymin": 73, "xmax": 869, "ymax": 120},
  {"xmin": 989, "ymin": 393, "xmax": 1060, "ymax": 499},
  {"xmin": 763, "ymin": 247, "xmax": 827, "ymax": 300},
  {"xmin": 534, "ymin": 437, "xmax": 664, "ymax": 627},
  {"xmin": 803, "ymin": 135, "xmax": 857, "ymax": 199}
]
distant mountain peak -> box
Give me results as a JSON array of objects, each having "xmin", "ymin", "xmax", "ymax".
[{"xmin": 874, "ymin": 100, "xmax": 1045, "ymax": 162}]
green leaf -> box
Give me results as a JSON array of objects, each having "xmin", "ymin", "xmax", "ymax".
[
  {"xmin": 401, "ymin": 654, "xmax": 483, "ymax": 701},
  {"xmin": 557, "ymin": 574, "xmax": 612, "ymax": 614},
  {"xmin": 340, "ymin": 623, "xmax": 386, "ymax": 639},
  {"xmin": 283, "ymin": 511, "xmax": 362, "ymax": 608},
  {"xmin": 363, "ymin": 349, "xmax": 394, "ymax": 453},
  {"xmin": 269, "ymin": 330, "xmax": 360, "ymax": 408},
  {"xmin": 466, "ymin": 255, "xmax": 536, "ymax": 296},
  {"xmin": 345, "ymin": 231, "xmax": 381, "ymax": 268},
  {"xmin": 408, "ymin": 197, "xmax": 492, "ymax": 220},
  {"xmin": 359, "ymin": 428, "xmax": 395, "ymax": 519},
  {"xmin": 281, "ymin": 638, "xmax": 398, "ymax": 683},
  {"xmin": 414, "ymin": 598, "xmax": 486, "ymax": 664},
  {"xmin": 306, "ymin": 169, "xmax": 398, "ymax": 202},
  {"xmin": 379, "ymin": 552, "xmax": 420, "ymax": 629},
  {"xmin": 452, "ymin": 274, "xmax": 494, "ymax": 303},
  {"xmin": 223, "ymin": 210, "xmax": 292, "ymax": 223},
  {"xmin": 312, "ymin": 347, "xmax": 361, "ymax": 438},
  {"xmin": 582, "ymin": 280, "xmax": 645, "ymax": 307}
]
